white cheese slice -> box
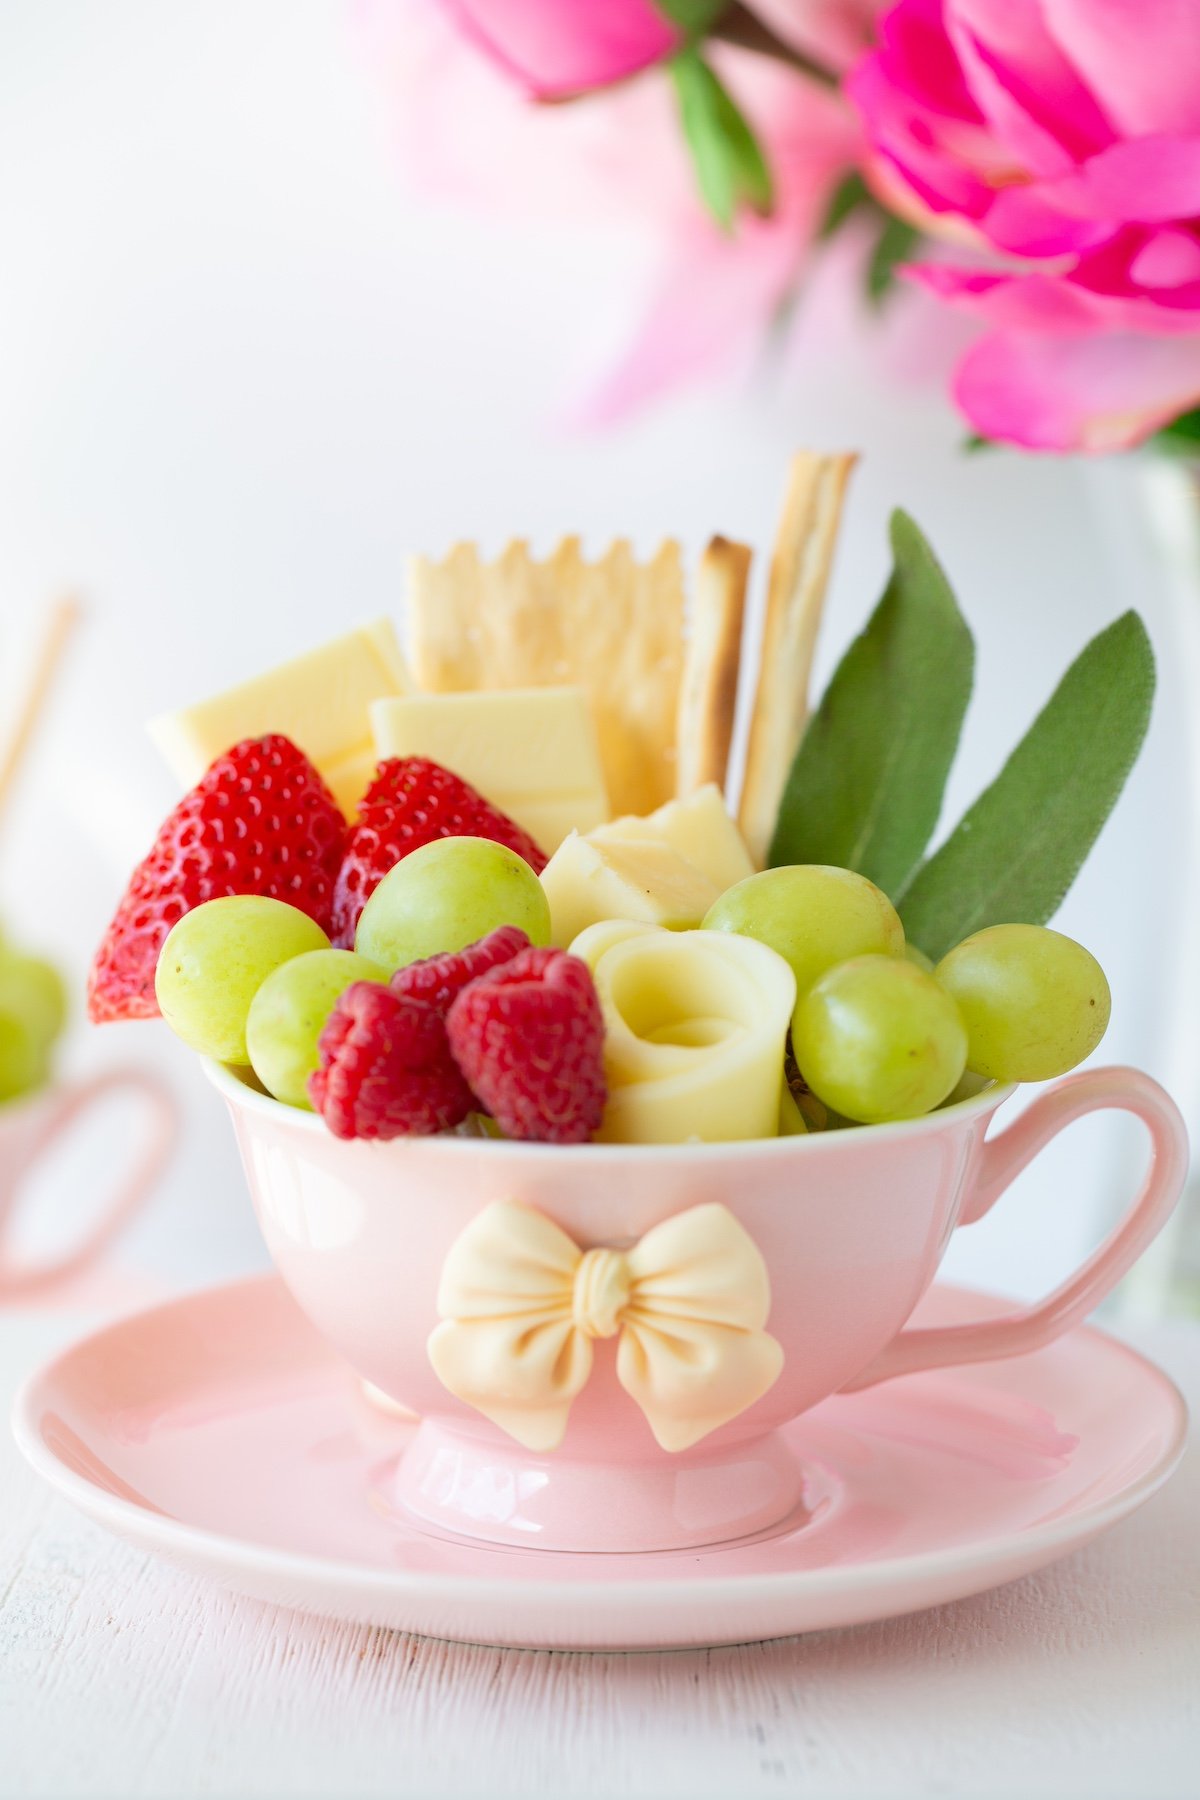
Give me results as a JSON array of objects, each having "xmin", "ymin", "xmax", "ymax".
[{"xmin": 369, "ymin": 687, "xmax": 609, "ymax": 854}]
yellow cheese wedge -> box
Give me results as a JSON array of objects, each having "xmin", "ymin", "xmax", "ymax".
[
  {"xmin": 540, "ymin": 833, "xmax": 722, "ymax": 949},
  {"xmin": 148, "ymin": 620, "xmax": 410, "ymax": 819},
  {"xmin": 592, "ymin": 785, "xmax": 754, "ymax": 892},
  {"xmin": 369, "ymin": 687, "xmax": 609, "ymax": 854}
]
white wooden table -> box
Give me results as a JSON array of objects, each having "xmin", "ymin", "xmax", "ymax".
[{"xmin": 2, "ymin": 1304, "xmax": 1198, "ymax": 1800}]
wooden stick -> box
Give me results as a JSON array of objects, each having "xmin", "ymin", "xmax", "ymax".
[{"xmin": 0, "ymin": 596, "xmax": 80, "ymax": 825}]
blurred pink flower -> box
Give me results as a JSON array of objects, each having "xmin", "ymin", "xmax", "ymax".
[
  {"xmin": 851, "ymin": 0, "xmax": 1200, "ymax": 450},
  {"xmin": 435, "ymin": 0, "xmax": 679, "ymax": 98},
  {"xmin": 362, "ymin": 0, "xmax": 871, "ymax": 421}
]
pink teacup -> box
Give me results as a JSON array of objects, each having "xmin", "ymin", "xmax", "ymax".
[
  {"xmin": 0, "ymin": 1069, "xmax": 177, "ymax": 1301},
  {"xmin": 209, "ymin": 1061, "xmax": 1187, "ymax": 1554}
]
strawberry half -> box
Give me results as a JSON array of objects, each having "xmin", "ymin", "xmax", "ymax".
[
  {"xmin": 88, "ymin": 734, "xmax": 346, "ymax": 1024},
  {"xmin": 331, "ymin": 757, "xmax": 548, "ymax": 948}
]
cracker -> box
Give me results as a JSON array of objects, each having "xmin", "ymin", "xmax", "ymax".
[
  {"xmin": 738, "ymin": 452, "xmax": 857, "ymax": 865},
  {"xmin": 407, "ymin": 537, "xmax": 686, "ymax": 817}
]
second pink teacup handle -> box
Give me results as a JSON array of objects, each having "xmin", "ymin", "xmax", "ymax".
[
  {"xmin": 0, "ymin": 1068, "xmax": 178, "ymax": 1301},
  {"xmin": 842, "ymin": 1066, "xmax": 1188, "ymax": 1392}
]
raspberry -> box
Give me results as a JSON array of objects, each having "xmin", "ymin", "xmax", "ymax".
[
  {"xmin": 331, "ymin": 758, "xmax": 547, "ymax": 948},
  {"xmin": 89, "ymin": 735, "xmax": 345, "ymax": 1024},
  {"xmin": 446, "ymin": 947, "xmax": 606, "ymax": 1143},
  {"xmin": 309, "ymin": 982, "xmax": 473, "ymax": 1139},
  {"xmin": 390, "ymin": 925, "xmax": 530, "ymax": 1015}
]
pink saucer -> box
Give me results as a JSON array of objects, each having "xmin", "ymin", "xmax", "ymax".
[{"xmin": 11, "ymin": 1276, "xmax": 1187, "ymax": 1651}]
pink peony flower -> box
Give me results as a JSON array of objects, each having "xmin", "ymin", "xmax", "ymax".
[
  {"xmin": 434, "ymin": 0, "xmax": 680, "ymax": 98},
  {"xmin": 850, "ymin": 0, "xmax": 1200, "ymax": 450},
  {"xmin": 363, "ymin": 0, "xmax": 871, "ymax": 423}
]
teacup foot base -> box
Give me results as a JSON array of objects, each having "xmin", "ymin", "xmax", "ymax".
[{"xmin": 391, "ymin": 1419, "xmax": 812, "ymax": 1553}]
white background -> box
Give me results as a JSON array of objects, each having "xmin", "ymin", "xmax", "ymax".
[{"xmin": 1, "ymin": 0, "xmax": 1195, "ymax": 1303}]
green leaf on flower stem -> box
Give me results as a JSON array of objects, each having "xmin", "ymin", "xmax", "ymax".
[
  {"xmin": 817, "ymin": 170, "xmax": 872, "ymax": 241},
  {"xmin": 669, "ymin": 48, "xmax": 774, "ymax": 231},
  {"xmin": 1153, "ymin": 405, "xmax": 1200, "ymax": 455},
  {"xmin": 898, "ymin": 612, "xmax": 1155, "ymax": 961},
  {"xmin": 866, "ymin": 211, "xmax": 921, "ymax": 307},
  {"xmin": 655, "ymin": 0, "xmax": 729, "ymax": 35},
  {"xmin": 768, "ymin": 511, "xmax": 975, "ymax": 896}
]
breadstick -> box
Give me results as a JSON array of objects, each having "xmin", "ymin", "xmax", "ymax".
[
  {"xmin": 675, "ymin": 535, "xmax": 750, "ymax": 799},
  {"xmin": 738, "ymin": 452, "xmax": 857, "ymax": 865}
]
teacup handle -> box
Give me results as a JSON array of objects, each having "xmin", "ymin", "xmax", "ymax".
[
  {"xmin": 842, "ymin": 1066, "xmax": 1188, "ymax": 1392},
  {"xmin": 0, "ymin": 1068, "xmax": 178, "ymax": 1300}
]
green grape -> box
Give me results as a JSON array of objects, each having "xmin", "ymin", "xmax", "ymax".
[
  {"xmin": 935, "ymin": 924, "xmax": 1110, "ymax": 1082},
  {"xmin": 246, "ymin": 948, "xmax": 388, "ymax": 1108},
  {"xmin": 0, "ymin": 948, "xmax": 68, "ymax": 1051},
  {"xmin": 941, "ymin": 1068, "xmax": 994, "ymax": 1108},
  {"xmin": 0, "ymin": 1009, "xmax": 48, "ymax": 1102},
  {"xmin": 904, "ymin": 943, "xmax": 934, "ymax": 974},
  {"xmin": 703, "ymin": 865, "xmax": 905, "ymax": 996},
  {"xmin": 792, "ymin": 954, "xmax": 967, "ymax": 1124},
  {"xmin": 156, "ymin": 896, "xmax": 330, "ymax": 1063},
  {"xmin": 355, "ymin": 836, "xmax": 551, "ymax": 973}
]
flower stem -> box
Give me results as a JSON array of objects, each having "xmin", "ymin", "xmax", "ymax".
[
  {"xmin": 708, "ymin": 4, "xmax": 839, "ymax": 87},
  {"xmin": 537, "ymin": 2, "xmax": 840, "ymax": 105}
]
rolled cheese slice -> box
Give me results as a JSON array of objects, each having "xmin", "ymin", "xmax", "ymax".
[{"xmin": 583, "ymin": 927, "xmax": 796, "ymax": 1144}]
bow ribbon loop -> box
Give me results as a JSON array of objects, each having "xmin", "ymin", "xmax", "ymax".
[{"xmin": 427, "ymin": 1201, "xmax": 783, "ymax": 1452}]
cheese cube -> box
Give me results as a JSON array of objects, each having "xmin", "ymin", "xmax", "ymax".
[
  {"xmin": 540, "ymin": 832, "xmax": 721, "ymax": 949},
  {"xmin": 148, "ymin": 619, "xmax": 410, "ymax": 818},
  {"xmin": 370, "ymin": 687, "xmax": 609, "ymax": 854},
  {"xmin": 593, "ymin": 784, "xmax": 756, "ymax": 890}
]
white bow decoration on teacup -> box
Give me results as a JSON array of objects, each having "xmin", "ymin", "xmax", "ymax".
[{"xmin": 427, "ymin": 1201, "xmax": 784, "ymax": 1453}]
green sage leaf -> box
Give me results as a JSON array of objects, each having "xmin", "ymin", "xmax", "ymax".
[
  {"xmin": 768, "ymin": 511, "xmax": 975, "ymax": 894},
  {"xmin": 899, "ymin": 611, "xmax": 1155, "ymax": 960}
]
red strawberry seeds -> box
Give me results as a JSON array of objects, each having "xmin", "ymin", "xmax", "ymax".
[
  {"xmin": 331, "ymin": 758, "xmax": 547, "ymax": 948},
  {"xmin": 309, "ymin": 981, "xmax": 473, "ymax": 1139},
  {"xmin": 88, "ymin": 734, "xmax": 345, "ymax": 1024},
  {"xmin": 390, "ymin": 925, "xmax": 530, "ymax": 1015},
  {"xmin": 446, "ymin": 946, "xmax": 607, "ymax": 1143}
]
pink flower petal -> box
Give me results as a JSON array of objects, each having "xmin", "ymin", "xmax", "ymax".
[
  {"xmin": 911, "ymin": 252, "xmax": 1200, "ymax": 335},
  {"xmin": 976, "ymin": 137, "xmax": 1200, "ymax": 260},
  {"xmin": 873, "ymin": 0, "xmax": 983, "ymax": 120},
  {"xmin": 981, "ymin": 185, "xmax": 1114, "ymax": 257},
  {"xmin": 955, "ymin": 328, "xmax": 1200, "ymax": 450},
  {"xmin": 1131, "ymin": 230, "xmax": 1200, "ymax": 291},
  {"xmin": 571, "ymin": 57, "xmax": 861, "ymax": 425},
  {"xmin": 436, "ymin": 0, "xmax": 678, "ymax": 99},
  {"xmin": 945, "ymin": 0, "xmax": 1114, "ymax": 176},
  {"xmin": 1072, "ymin": 230, "xmax": 1200, "ymax": 319},
  {"xmin": 568, "ymin": 215, "xmax": 807, "ymax": 427},
  {"xmin": 1031, "ymin": 136, "xmax": 1200, "ymax": 224},
  {"xmin": 847, "ymin": 55, "xmax": 995, "ymax": 221},
  {"xmin": 1043, "ymin": 0, "xmax": 1200, "ymax": 138},
  {"xmin": 910, "ymin": 263, "xmax": 1106, "ymax": 333},
  {"xmin": 362, "ymin": 0, "xmax": 693, "ymax": 220},
  {"xmin": 753, "ymin": 0, "xmax": 883, "ymax": 75}
]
